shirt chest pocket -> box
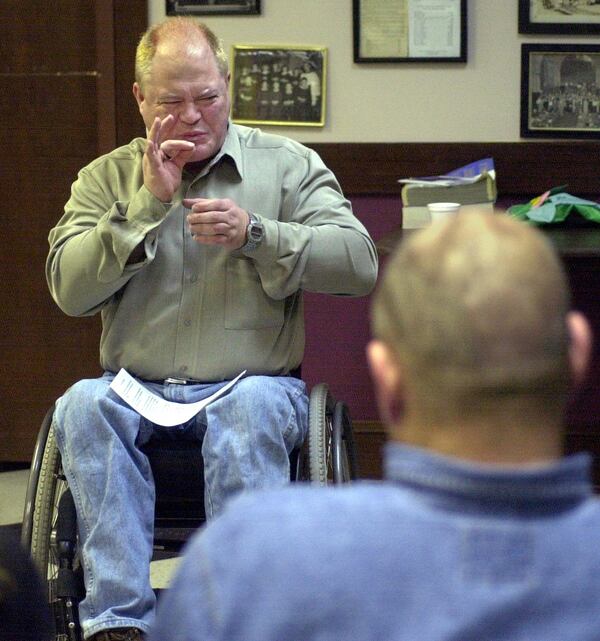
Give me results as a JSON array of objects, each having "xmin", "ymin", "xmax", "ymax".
[{"xmin": 225, "ymin": 258, "xmax": 284, "ymax": 330}]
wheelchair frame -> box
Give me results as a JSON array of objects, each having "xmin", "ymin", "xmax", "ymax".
[{"xmin": 21, "ymin": 382, "xmax": 357, "ymax": 641}]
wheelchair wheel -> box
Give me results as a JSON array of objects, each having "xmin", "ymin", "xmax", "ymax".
[
  {"xmin": 29, "ymin": 424, "xmax": 65, "ymax": 571},
  {"xmin": 22, "ymin": 407, "xmax": 83, "ymax": 640},
  {"xmin": 308, "ymin": 383, "xmax": 357, "ymax": 485}
]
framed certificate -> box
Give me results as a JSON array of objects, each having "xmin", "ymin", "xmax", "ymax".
[{"xmin": 353, "ymin": 0, "xmax": 467, "ymax": 63}]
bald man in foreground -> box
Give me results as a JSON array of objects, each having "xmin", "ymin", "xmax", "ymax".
[{"xmin": 150, "ymin": 210, "xmax": 600, "ymax": 641}]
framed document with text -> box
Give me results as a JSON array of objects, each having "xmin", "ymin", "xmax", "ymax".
[{"xmin": 353, "ymin": 0, "xmax": 467, "ymax": 63}]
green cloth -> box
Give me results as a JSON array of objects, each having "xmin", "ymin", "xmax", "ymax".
[{"xmin": 508, "ymin": 192, "xmax": 600, "ymax": 225}]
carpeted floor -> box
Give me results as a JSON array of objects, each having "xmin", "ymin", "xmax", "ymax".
[{"xmin": 0, "ymin": 467, "xmax": 28, "ymax": 528}]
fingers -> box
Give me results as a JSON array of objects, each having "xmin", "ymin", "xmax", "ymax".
[
  {"xmin": 149, "ymin": 115, "xmax": 175, "ymax": 145},
  {"xmin": 159, "ymin": 139, "xmax": 195, "ymax": 161},
  {"xmin": 182, "ymin": 197, "xmax": 212, "ymax": 211},
  {"xmin": 146, "ymin": 115, "xmax": 178, "ymax": 156},
  {"xmin": 184, "ymin": 199, "xmax": 248, "ymax": 249}
]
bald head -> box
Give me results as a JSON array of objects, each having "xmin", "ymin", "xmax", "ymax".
[
  {"xmin": 135, "ymin": 17, "xmax": 228, "ymax": 89},
  {"xmin": 371, "ymin": 211, "xmax": 572, "ymax": 421}
]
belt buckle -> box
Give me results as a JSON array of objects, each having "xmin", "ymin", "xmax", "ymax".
[{"xmin": 164, "ymin": 377, "xmax": 189, "ymax": 385}]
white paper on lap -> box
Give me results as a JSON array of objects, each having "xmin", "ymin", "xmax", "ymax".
[{"xmin": 109, "ymin": 368, "xmax": 246, "ymax": 427}]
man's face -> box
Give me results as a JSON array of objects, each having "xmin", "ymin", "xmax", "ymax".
[{"xmin": 133, "ymin": 43, "xmax": 231, "ymax": 163}]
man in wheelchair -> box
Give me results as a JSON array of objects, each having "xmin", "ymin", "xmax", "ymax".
[{"xmin": 43, "ymin": 16, "xmax": 377, "ymax": 641}]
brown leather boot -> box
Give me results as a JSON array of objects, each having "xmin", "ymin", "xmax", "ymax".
[{"xmin": 89, "ymin": 629, "xmax": 143, "ymax": 641}]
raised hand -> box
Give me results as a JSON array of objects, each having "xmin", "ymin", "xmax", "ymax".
[{"xmin": 143, "ymin": 115, "xmax": 195, "ymax": 202}]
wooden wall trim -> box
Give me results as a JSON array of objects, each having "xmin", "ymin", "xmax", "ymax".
[{"xmin": 306, "ymin": 142, "xmax": 600, "ymax": 198}]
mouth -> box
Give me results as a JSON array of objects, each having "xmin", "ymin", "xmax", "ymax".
[{"xmin": 182, "ymin": 132, "xmax": 207, "ymax": 144}]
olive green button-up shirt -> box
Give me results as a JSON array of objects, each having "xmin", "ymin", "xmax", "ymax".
[{"xmin": 47, "ymin": 123, "xmax": 378, "ymax": 382}]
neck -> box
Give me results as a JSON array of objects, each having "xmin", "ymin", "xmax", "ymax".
[
  {"xmin": 184, "ymin": 157, "xmax": 213, "ymax": 175},
  {"xmin": 390, "ymin": 415, "xmax": 564, "ymax": 467}
]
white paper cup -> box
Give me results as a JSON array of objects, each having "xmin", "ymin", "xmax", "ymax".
[{"xmin": 427, "ymin": 202, "xmax": 461, "ymax": 222}]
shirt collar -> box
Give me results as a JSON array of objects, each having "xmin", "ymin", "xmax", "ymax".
[
  {"xmin": 384, "ymin": 441, "xmax": 593, "ymax": 509},
  {"xmin": 182, "ymin": 121, "xmax": 243, "ymax": 181},
  {"xmin": 218, "ymin": 121, "xmax": 243, "ymax": 178}
]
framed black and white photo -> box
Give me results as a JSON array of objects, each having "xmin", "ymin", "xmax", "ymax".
[
  {"xmin": 353, "ymin": 0, "xmax": 467, "ymax": 63},
  {"xmin": 519, "ymin": 0, "xmax": 600, "ymax": 35},
  {"xmin": 166, "ymin": 0, "xmax": 260, "ymax": 16},
  {"xmin": 521, "ymin": 43, "xmax": 600, "ymax": 138},
  {"xmin": 230, "ymin": 45, "xmax": 327, "ymax": 127}
]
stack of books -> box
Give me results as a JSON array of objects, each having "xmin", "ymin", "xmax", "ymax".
[{"xmin": 400, "ymin": 158, "xmax": 497, "ymax": 228}]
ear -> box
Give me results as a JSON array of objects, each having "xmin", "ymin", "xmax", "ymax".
[
  {"xmin": 567, "ymin": 311, "xmax": 592, "ymax": 387},
  {"xmin": 366, "ymin": 340, "xmax": 404, "ymax": 426},
  {"xmin": 132, "ymin": 82, "xmax": 144, "ymax": 110}
]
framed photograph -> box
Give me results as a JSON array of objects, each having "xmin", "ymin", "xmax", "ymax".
[
  {"xmin": 521, "ymin": 43, "xmax": 600, "ymax": 138},
  {"xmin": 166, "ymin": 0, "xmax": 260, "ymax": 16},
  {"xmin": 230, "ymin": 45, "xmax": 327, "ymax": 127},
  {"xmin": 353, "ymin": 0, "xmax": 467, "ymax": 63},
  {"xmin": 519, "ymin": 0, "xmax": 600, "ymax": 35}
]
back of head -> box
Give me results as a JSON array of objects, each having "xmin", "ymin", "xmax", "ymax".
[
  {"xmin": 135, "ymin": 16, "xmax": 228, "ymax": 88},
  {"xmin": 372, "ymin": 211, "xmax": 570, "ymax": 424}
]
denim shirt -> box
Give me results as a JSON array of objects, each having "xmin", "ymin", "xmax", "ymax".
[{"xmin": 149, "ymin": 443, "xmax": 600, "ymax": 641}]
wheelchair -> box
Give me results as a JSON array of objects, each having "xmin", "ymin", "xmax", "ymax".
[{"xmin": 21, "ymin": 381, "xmax": 357, "ymax": 641}]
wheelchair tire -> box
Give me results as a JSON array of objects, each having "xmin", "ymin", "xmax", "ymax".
[
  {"xmin": 24, "ymin": 414, "xmax": 84, "ymax": 641},
  {"xmin": 308, "ymin": 383, "xmax": 358, "ymax": 485},
  {"xmin": 332, "ymin": 400, "xmax": 358, "ymax": 483},
  {"xmin": 308, "ymin": 383, "xmax": 332, "ymax": 485},
  {"xmin": 28, "ymin": 420, "xmax": 65, "ymax": 574}
]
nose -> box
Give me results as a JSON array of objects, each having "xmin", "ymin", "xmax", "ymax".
[{"xmin": 180, "ymin": 100, "xmax": 202, "ymax": 124}]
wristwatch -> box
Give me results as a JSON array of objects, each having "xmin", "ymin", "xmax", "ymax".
[{"xmin": 242, "ymin": 212, "xmax": 264, "ymax": 251}]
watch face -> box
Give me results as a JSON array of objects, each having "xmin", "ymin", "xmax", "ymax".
[
  {"xmin": 244, "ymin": 216, "xmax": 264, "ymax": 251},
  {"xmin": 249, "ymin": 224, "xmax": 263, "ymax": 241}
]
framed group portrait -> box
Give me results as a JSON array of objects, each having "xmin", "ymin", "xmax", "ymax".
[
  {"xmin": 519, "ymin": 0, "xmax": 600, "ymax": 35},
  {"xmin": 166, "ymin": 0, "xmax": 260, "ymax": 16},
  {"xmin": 521, "ymin": 43, "xmax": 600, "ymax": 138},
  {"xmin": 353, "ymin": 0, "xmax": 467, "ymax": 63},
  {"xmin": 230, "ymin": 45, "xmax": 327, "ymax": 127}
]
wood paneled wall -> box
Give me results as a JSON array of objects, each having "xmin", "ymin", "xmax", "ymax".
[
  {"xmin": 1, "ymin": 1, "xmax": 101, "ymax": 460},
  {"xmin": 0, "ymin": 1, "xmax": 145, "ymax": 461},
  {"xmin": 308, "ymin": 142, "xmax": 600, "ymax": 199},
  {"xmin": 2, "ymin": 0, "xmax": 600, "ymax": 467}
]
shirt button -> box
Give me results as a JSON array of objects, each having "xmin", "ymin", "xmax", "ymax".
[
  {"xmin": 179, "ymin": 365, "xmax": 188, "ymax": 373},
  {"xmin": 184, "ymin": 319, "xmax": 192, "ymax": 327}
]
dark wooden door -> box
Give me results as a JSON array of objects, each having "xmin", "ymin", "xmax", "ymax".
[{"xmin": 0, "ymin": 0, "xmax": 145, "ymax": 461}]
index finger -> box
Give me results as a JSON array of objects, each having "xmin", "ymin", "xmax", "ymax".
[
  {"xmin": 182, "ymin": 198, "xmax": 224, "ymax": 211},
  {"xmin": 149, "ymin": 114, "xmax": 176, "ymax": 147}
]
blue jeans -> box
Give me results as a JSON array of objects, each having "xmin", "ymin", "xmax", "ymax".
[{"xmin": 53, "ymin": 372, "xmax": 308, "ymax": 638}]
